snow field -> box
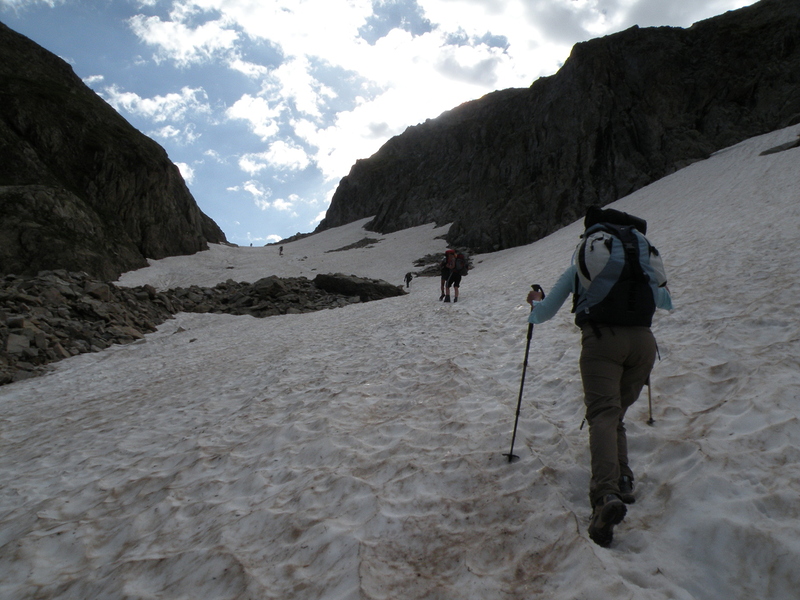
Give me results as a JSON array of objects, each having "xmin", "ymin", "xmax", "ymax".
[{"xmin": 1, "ymin": 125, "xmax": 800, "ymax": 599}]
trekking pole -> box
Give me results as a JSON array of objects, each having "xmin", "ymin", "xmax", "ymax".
[
  {"xmin": 504, "ymin": 284, "xmax": 544, "ymax": 463},
  {"xmin": 646, "ymin": 377, "xmax": 655, "ymax": 426}
]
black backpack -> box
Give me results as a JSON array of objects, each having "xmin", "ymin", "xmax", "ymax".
[
  {"xmin": 454, "ymin": 253, "xmax": 469, "ymax": 276},
  {"xmin": 572, "ymin": 209, "xmax": 667, "ymax": 328}
]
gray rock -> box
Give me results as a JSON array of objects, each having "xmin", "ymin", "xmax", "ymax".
[
  {"xmin": 313, "ymin": 273, "xmax": 405, "ymax": 301},
  {"xmin": 6, "ymin": 332, "xmax": 29, "ymax": 354},
  {"xmin": 252, "ymin": 276, "xmax": 289, "ymax": 299}
]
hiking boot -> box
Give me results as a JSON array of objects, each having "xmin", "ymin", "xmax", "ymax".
[
  {"xmin": 588, "ymin": 494, "xmax": 626, "ymax": 547},
  {"xmin": 444, "ymin": 295, "xmax": 451, "ymax": 302},
  {"xmin": 453, "ymin": 297, "xmax": 458, "ymax": 303},
  {"xmin": 439, "ymin": 293, "xmax": 445, "ymax": 301},
  {"xmin": 619, "ymin": 476, "xmax": 635, "ymax": 504}
]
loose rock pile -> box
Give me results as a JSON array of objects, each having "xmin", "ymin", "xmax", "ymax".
[{"xmin": 1, "ymin": 270, "xmax": 404, "ymax": 384}]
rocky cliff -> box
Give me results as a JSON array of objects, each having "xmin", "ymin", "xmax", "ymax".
[
  {"xmin": 317, "ymin": 0, "xmax": 800, "ymax": 252},
  {"xmin": 0, "ymin": 21, "xmax": 227, "ymax": 281}
]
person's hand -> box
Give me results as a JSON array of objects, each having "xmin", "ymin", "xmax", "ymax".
[{"xmin": 527, "ymin": 289, "xmax": 544, "ymax": 305}]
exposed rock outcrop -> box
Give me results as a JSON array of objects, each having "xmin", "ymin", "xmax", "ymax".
[
  {"xmin": 0, "ymin": 271, "xmax": 405, "ymax": 385},
  {"xmin": 313, "ymin": 273, "xmax": 407, "ymax": 301},
  {"xmin": 317, "ymin": 0, "xmax": 800, "ymax": 252},
  {"xmin": 0, "ymin": 21, "xmax": 227, "ymax": 280}
]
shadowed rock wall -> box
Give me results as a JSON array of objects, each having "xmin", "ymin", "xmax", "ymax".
[
  {"xmin": 317, "ymin": 0, "xmax": 800, "ymax": 252},
  {"xmin": 0, "ymin": 21, "xmax": 227, "ymax": 280}
]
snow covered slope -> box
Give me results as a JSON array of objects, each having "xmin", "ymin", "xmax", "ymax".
[{"xmin": 1, "ymin": 126, "xmax": 799, "ymax": 599}]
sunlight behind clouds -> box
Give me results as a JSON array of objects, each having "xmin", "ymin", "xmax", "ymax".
[
  {"xmin": 191, "ymin": 0, "xmax": 374, "ymax": 61},
  {"xmin": 266, "ymin": 57, "xmax": 337, "ymax": 119},
  {"xmin": 112, "ymin": 0, "xmax": 613, "ymax": 228},
  {"xmin": 123, "ymin": 0, "xmax": 544, "ymax": 184}
]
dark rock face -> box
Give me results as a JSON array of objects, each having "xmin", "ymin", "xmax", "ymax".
[
  {"xmin": 313, "ymin": 273, "xmax": 407, "ymax": 301},
  {"xmin": 0, "ymin": 271, "xmax": 405, "ymax": 384},
  {"xmin": 0, "ymin": 21, "xmax": 227, "ymax": 281},
  {"xmin": 317, "ymin": 0, "xmax": 800, "ymax": 252}
]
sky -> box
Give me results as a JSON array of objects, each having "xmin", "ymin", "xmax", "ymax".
[
  {"xmin": 1, "ymin": 0, "xmax": 757, "ymax": 247},
  {"xmin": 2, "ymin": 124, "xmax": 799, "ymax": 598}
]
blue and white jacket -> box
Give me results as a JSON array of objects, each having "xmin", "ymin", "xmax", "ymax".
[{"xmin": 528, "ymin": 263, "xmax": 673, "ymax": 326}]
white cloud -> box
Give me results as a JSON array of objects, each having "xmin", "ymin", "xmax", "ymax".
[
  {"xmin": 282, "ymin": 23, "xmax": 547, "ymax": 179},
  {"xmin": 237, "ymin": 141, "xmax": 309, "ymax": 175},
  {"xmin": 238, "ymin": 155, "xmax": 268, "ymax": 176},
  {"xmin": 83, "ymin": 74, "xmax": 104, "ymax": 86},
  {"xmin": 150, "ymin": 123, "xmax": 200, "ymax": 144},
  {"xmin": 226, "ymin": 94, "xmax": 282, "ymax": 141},
  {"xmin": 311, "ymin": 209, "xmax": 327, "ymax": 226},
  {"xmin": 187, "ymin": 0, "xmax": 373, "ymax": 61},
  {"xmin": 204, "ymin": 149, "xmax": 227, "ymax": 162},
  {"xmin": 174, "ymin": 161, "xmax": 195, "ymax": 183},
  {"xmin": 228, "ymin": 57, "xmax": 269, "ymax": 78},
  {"xmin": 264, "ymin": 140, "xmax": 311, "ymax": 171},
  {"xmin": 103, "ymin": 85, "xmax": 211, "ymax": 123},
  {"xmin": 272, "ymin": 196, "xmax": 296, "ymax": 212},
  {"xmin": 243, "ymin": 179, "xmax": 269, "ymax": 198},
  {"xmin": 152, "ymin": 124, "xmax": 181, "ymax": 138},
  {"xmin": 296, "ymin": 72, "xmax": 482, "ymax": 181},
  {"xmin": 122, "ymin": 0, "xmax": 558, "ymax": 182},
  {"xmin": 235, "ymin": 179, "xmax": 301, "ymax": 214},
  {"xmin": 128, "ymin": 11, "xmax": 238, "ymax": 66},
  {"xmin": 265, "ymin": 57, "xmax": 337, "ymax": 119},
  {"xmin": 239, "ymin": 179, "xmax": 274, "ymax": 210},
  {"xmin": 0, "ymin": 0, "xmax": 61, "ymax": 7}
]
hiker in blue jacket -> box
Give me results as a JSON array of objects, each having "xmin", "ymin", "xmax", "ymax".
[{"xmin": 526, "ymin": 206, "xmax": 673, "ymax": 548}]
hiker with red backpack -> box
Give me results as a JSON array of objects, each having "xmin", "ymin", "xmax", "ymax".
[
  {"xmin": 526, "ymin": 206, "xmax": 673, "ymax": 548},
  {"xmin": 440, "ymin": 249, "xmax": 469, "ymax": 302}
]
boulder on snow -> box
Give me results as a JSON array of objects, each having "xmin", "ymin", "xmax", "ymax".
[
  {"xmin": 313, "ymin": 273, "xmax": 406, "ymax": 301},
  {"xmin": 252, "ymin": 276, "xmax": 289, "ymax": 299}
]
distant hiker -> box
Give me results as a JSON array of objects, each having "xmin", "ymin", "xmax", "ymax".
[
  {"xmin": 439, "ymin": 249, "xmax": 456, "ymax": 300},
  {"xmin": 526, "ymin": 206, "xmax": 673, "ymax": 548},
  {"xmin": 279, "ymin": 245, "xmax": 283, "ymax": 256},
  {"xmin": 445, "ymin": 251, "xmax": 469, "ymax": 303},
  {"xmin": 404, "ymin": 272, "xmax": 413, "ymax": 288}
]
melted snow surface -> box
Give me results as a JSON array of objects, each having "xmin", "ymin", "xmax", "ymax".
[{"xmin": 2, "ymin": 126, "xmax": 800, "ymax": 599}]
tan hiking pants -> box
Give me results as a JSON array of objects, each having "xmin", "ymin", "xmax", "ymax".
[{"xmin": 579, "ymin": 325, "xmax": 656, "ymax": 507}]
